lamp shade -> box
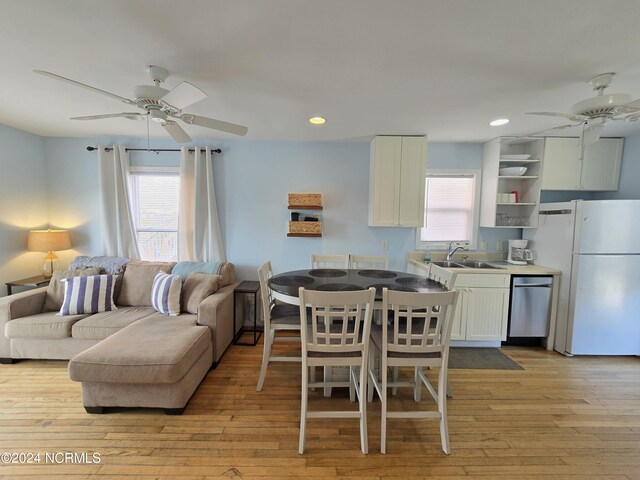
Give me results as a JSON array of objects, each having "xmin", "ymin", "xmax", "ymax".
[{"xmin": 28, "ymin": 229, "xmax": 71, "ymax": 252}]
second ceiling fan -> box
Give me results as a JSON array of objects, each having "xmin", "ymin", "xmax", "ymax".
[{"xmin": 35, "ymin": 65, "xmax": 248, "ymax": 143}]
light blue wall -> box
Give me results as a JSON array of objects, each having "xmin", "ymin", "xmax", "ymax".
[
  {"xmin": 8, "ymin": 130, "xmax": 635, "ymax": 284},
  {"xmin": 0, "ymin": 124, "xmax": 48, "ymax": 294},
  {"xmin": 42, "ymin": 136, "xmax": 521, "ymax": 279}
]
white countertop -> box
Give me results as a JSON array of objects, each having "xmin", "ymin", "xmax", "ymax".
[{"xmin": 407, "ymin": 258, "xmax": 561, "ymax": 276}]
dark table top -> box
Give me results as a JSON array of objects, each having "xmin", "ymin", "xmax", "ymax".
[{"xmin": 268, "ymin": 268, "xmax": 446, "ymax": 300}]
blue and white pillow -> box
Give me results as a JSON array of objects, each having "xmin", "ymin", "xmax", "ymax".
[
  {"xmin": 60, "ymin": 275, "xmax": 117, "ymax": 316},
  {"xmin": 151, "ymin": 272, "xmax": 182, "ymax": 316}
]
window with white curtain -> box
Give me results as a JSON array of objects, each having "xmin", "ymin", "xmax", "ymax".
[
  {"xmin": 129, "ymin": 167, "xmax": 180, "ymax": 262},
  {"xmin": 416, "ymin": 170, "xmax": 481, "ymax": 249}
]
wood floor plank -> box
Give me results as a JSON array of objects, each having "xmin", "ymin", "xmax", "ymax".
[{"xmin": 0, "ymin": 346, "xmax": 638, "ymax": 478}]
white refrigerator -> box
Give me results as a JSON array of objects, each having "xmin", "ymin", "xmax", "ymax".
[{"xmin": 524, "ymin": 199, "xmax": 640, "ymax": 355}]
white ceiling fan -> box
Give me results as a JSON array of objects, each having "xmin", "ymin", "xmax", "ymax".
[
  {"xmin": 34, "ymin": 65, "xmax": 248, "ymax": 143},
  {"xmin": 527, "ymin": 73, "xmax": 640, "ymax": 144}
]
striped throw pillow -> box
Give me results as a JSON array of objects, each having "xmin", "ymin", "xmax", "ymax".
[
  {"xmin": 60, "ymin": 275, "xmax": 117, "ymax": 316},
  {"xmin": 151, "ymin": 272, "xmax": 182, "ymax": 316}
]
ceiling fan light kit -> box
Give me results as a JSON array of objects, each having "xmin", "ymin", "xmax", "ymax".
[
  {"xmin": 526, "ymin": 72, "xmax": 640, "ymax": 145},
  {"xmin": 34, "ymin": 65, "xmax": 248, "ymax": 143}
]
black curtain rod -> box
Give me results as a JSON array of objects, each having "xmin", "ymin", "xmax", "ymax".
[{"xmin": 86, "ymin": 146, "xmax": 222, "ymax": 154}]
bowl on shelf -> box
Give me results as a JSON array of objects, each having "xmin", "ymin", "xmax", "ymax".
[{"xmin": 499, "ymin": 166, "xmax": 527, "ymax": 176}]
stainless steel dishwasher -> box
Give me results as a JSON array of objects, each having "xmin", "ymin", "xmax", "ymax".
[{"xmin": 506, "ymin": 276, "xmax": 553, "ymax": 342}]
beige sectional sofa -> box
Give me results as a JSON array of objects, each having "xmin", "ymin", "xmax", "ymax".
[{"xmin": 0, "ymin": 260, "xmax": 239, "ymax": 414}]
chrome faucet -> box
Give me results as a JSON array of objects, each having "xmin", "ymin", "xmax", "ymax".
[{"xmin": 447, "ymin": 241, "xmax": 469, "ymax": 261}]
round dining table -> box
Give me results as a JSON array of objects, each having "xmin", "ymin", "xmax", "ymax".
[{"xmin": 268, "ymin": 268, "xmax": 446, "ymax": 305}]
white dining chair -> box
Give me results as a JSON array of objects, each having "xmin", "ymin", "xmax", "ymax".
[
  {"xmin": 256, "ymin": 261, "xmax": 302, "ymax": 391},
  {"xmin": 310, "ymin": 254, "xmax": 350, "ymax": 269},
  {"xmin": 368, "ymin": 288, "xmax": 459, "ymax": 454},
  {"xmin": 349, "ymin": 255, "xmax": 389, "ymax": 270},
  {"xmin": 428, "ymin": 263, "xmax": 458, "ymax": 290},
  {"xmin": 298, "ymin": 286, "xmax": 375, "ymax": 455}
]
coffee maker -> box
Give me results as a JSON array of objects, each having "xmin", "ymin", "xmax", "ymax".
[{"xmin": 507, "ymin": 239, "xmax": 533, "ymax": 265}]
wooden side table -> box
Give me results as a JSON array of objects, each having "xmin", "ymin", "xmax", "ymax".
[
  {"xmin": 6, "ymin": 275, "xmax": 51, "ymax": 296},
  {"xmin": 233, "ymin": 280, "xmax": 262, "ymax": 346}
]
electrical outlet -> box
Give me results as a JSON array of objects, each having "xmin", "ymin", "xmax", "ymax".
[
  {"xmin": 496, "ymin": 240, "xmax": 504, "ymax": 251},
  {"xmin": 381, "ymin": 240, "xmax": 388, "ymax": 250}
]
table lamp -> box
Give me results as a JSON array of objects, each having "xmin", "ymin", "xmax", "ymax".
[{"xmin": 27, "ymin": 229, "xmax": 71, "ymax": 278}]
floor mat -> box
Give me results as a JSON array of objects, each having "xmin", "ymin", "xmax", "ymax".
[{"xmin": 448, "ymin": 347, "xmax": 523, "ymax": 370}]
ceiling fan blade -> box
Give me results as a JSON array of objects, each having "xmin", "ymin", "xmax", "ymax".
[
  {"xmin": 624, "ymin": 98, "xmax": 640, "ymax": 109},
  {"xmin": 162, "ymin": 120, "xmax": 193, "ymax": 143},
  {"xmin": 70, "ymin": 112, "xmax": 144, "ymax": 121},
  {"xmin": 526, "ymin": 111, "xmax": 588, "ymax": 123},
  {"xmin": 178, "ymin": 114, "xmax": 248, "ymax": 136},
  {"xmin": 160, "ymin": 81, "xmax": 207, "ymax": 110},
  {"xmin": 34, "ymin": 70, "xmax": 137, "ymax": 106}
]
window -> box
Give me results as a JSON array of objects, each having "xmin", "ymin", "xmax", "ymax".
[
  {"xmin": 129, "ymin": 168, "xmax": 180, "ymax": 262},
  {"xmin": 416, "ymin": 170, "xmax": 480, "ymax": 250}
]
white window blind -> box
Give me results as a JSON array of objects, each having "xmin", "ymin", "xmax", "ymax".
[
  {"xmin": 418, "ymin": 173, "xmax": 477, "ymax": 245},
  {"xmin": 130, "ymin": 172, "xmax": 179, "ymax": 262}
]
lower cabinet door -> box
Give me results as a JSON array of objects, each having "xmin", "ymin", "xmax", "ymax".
[
  {"xmin": 449, "ymin": 289, "xmax": 469, "ymax": 341},
  {"xmin": 464, "ymin": 287, "xmax": 510, "ymax": 341}
]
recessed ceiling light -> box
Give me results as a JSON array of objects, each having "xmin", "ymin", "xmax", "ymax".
[
  {"xmin": 309, "ymin": 116, "xmax": 326, "ymax": 125},
  {"xmin": 490, "ymin": 118, "xmax": 510, "ymax": 126}
]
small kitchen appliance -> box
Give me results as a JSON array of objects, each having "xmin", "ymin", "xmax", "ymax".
[{"xmin": 507, "ymin": 239, "xmax": 532, "ymax": 265}]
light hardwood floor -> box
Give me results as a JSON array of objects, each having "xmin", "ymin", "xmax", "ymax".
[{"xmin": 0, "ymin": 340, "xmax": 639, "ymax": 479}]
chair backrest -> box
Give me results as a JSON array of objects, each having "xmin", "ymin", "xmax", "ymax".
[
  {"xmin": 381, "ymin": 288, "xmax": 459, "ymax": 357},
  {"xmin": 427, "ymin": 263, "xmax": 458, "ymax": 290},
  {"xmin": 349, "ymin": 254, "xmax": 388, "ymax": 270},
  {"xmin": 299, "ymin": 287, "xmax": 375, "ymax": 356},
  {"xmin": 310, "ymin": 254, "xmax": 350, "ymax": 269},
  {"xmin": 257, "ymin": 261, "xmax": 276, "ymax": 327}
]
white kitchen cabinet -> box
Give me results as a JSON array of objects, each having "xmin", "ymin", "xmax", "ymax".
[
  {"xmin": 450, "ymin": 274, "xmax": 510, "ymax": 342},
  {"xmin": 480, "ymin": 137, "xmax": 544, "ymax": 229},
  {"xmin": 368, "ymin": 135, "xmax": 427, "ymax": 227},
  {"xmin": 541, "ymin": 137, "xmax": 623, "ymax": 191}
]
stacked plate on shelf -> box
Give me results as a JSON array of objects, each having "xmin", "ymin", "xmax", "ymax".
[{"xmin": 500, "ymin": 154, "xmax": 531, "ymax": 160}]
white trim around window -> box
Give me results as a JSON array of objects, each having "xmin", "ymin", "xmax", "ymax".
[{"xmin": 415, "ymin": 169, "xmax": 481, "ymax": 251}]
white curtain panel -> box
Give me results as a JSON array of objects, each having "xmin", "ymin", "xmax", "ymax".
[
  {"xmin": 178, "ymin": 147, "xmax": 226, "ymax": 262},
  {"xmin": 97, "ymin": 145, "xmax": 141, "ymax": 259}
]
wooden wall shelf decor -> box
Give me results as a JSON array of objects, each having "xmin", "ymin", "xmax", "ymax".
[
  {"xmin": 287, "ymin": 193, "xmax": 323, "ymax": 237},
  {"xmin": 288, "ymin": 193, "xmax": 323, "ymax": 210}
]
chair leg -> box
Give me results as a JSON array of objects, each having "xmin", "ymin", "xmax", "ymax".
[
  {"xmin": 414, "ymin": 366, "xmax": 422, "ymax": 402},
  {"xmin": 447, "ymin": 380, "xmax": 453, "ymax": 399},
  {"xmin": 323, "ymin": 366, "xmax": 333, "ymax": 397},
  {"xmin": 299, "ymin": 362, "xmax": 308, "ymax": 454},
  {"xmin": 256, "ymin": 328, "xmax": 274, "ymax": 391},
  {"xmin": 367, "ymin": 342, "xmax": 376, "ymax": 403},
  {"xmin": 359, "ymin": 363, "xmax": 368, "ymax": 454},
  {"xmin": 380, "ymin": 360, "xmax": 388, "ymax": 454},
  {"xmin": 438, "ymin": 367, "xmax": 451, "ymax": 455},
  {"xmin": 349, "ymin": 366, "xmax": 356, "ymax": 402},
  {"xmin": 391, "ymin": 366, "xmax": 398, "ymax": 395}
]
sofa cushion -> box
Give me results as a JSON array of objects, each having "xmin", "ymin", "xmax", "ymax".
[
  {"xmin": 5, "ymin": 312, "xmax": 88, "ymax": 339},
  {"xmin": 181, "ymin": 273, "xmax": 221, "ymax": 314},
  {"xmin": 61, "ymin": 274, "xmax": 117, "ymax": 315},
  {"xmin": 71, "ymin": 306, "xmax": 156, "ymax": 340},
  {"xmin": 68, "ymin": 316, "xmax": 210, "ymax": 384},
  {"xmin": 43, "ymin": 268, "xmax": 101, "ymax": 312},
  {"xmin": 151, "ymin": 272, "xmax": 182, "ymax": 316},
  {"xmin": 117, "ymin": 261, "xmax": 176, "ymax": 307},
  {"xmin": 218, "ymin": 263, "xmax": 235, "ymax": 287}
]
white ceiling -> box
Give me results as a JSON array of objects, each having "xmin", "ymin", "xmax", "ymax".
[{"xmin": 2, "ymin": 0, "xmax": 640, "ymax": 143}]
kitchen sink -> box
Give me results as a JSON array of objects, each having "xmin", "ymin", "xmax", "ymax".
[
  {"xmin": 429, "ymin": 260, "xmax": 503, "ymax": 269},
  {"xmin": 454, "ymin": 261, "xmax": 503, "ymax": 269},
  {"xmin": 430, "ymin": 261, "xmax": 464, "ymax": 268}
]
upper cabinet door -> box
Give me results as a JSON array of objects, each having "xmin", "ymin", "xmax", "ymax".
[
  {"xmin": 541, "ymin": 138, "xmax": 582, "ymax": 190},
  {"xmin": 368, "ymin": 136, "xmax": 427, "ymax": 227},
  {"xmin": 398, "ymin": 136, "xmax": 427, "ymax": 227},
  {"xmin": 580, "ymin": 138, "xmax": 623, "ymax": 191}
]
